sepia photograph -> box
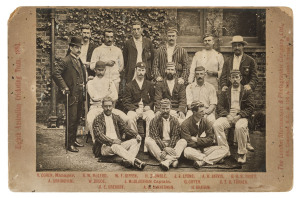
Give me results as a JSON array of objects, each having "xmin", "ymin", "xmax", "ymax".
[{"xmin": 35, "ymin": 8, "xmax": 266, "ymax": 172}]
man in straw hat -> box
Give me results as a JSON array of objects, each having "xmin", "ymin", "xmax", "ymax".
[
  {"xmin": 145, "ymin": 99, "xmax": 187, "ymax": 171},
  {"xmin": 213, "ymin": 69, "xmax": 254, "ymax": 164},
  {"xmin": 53, "ymin": 36, "xmax": 86, "ymax": 152},
  {"xmin": 220, "ymin": 35, "xmax": 258, "ymax": 92},
  {"xmin": 188, "ymin": 34, "xmax": 224, "ymax": 90},
  {"xmin": 153, "ymin": 27, "xmax": 189, "ymax": 84},
  {"xmin": 181, "ymin": 101, "xmax": 229, "ymax": 169}
]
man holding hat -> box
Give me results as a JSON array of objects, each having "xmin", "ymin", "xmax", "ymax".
[
  {"xmin": 220, "ymin": 35, "xmax": 258, "ymax": 92},
  {"xmin": 90, "ymin": 28, "xmax": 124, "ymax": 93},
  {"xmin": 123, "ymin": 62, "xmax": 155, "ymax": 151},
  {"xmin": 145, "ymin": 99, "xmax": 187, "ymax": 171},
  {"xmin": 188, "ymin": 34, "xmax": 224, "ymax": 90},
  {"xmin": 186, "ymin": 66, "xmax": 217, "ymax": 127},
  {"xmin": 53, "ymin": 36, "xmax": 86, "ymax": 152},
  {"xmin": 181, "ymin": 101, "xmax": 229, "ymax": 169},
  {"xmin": 155, "ymin": 62, "xmax": 187, "ymax": 123},
  {"xmin": 213, "ymin": 69, "xmax": 254, "ymax": 164},
  {"xmin": 86, "ymin": 61, "xmax": 129, "ymax": 143},
  {"xmin": 153, "ymin": 27, "xmax": 189, "ymax": 84}
]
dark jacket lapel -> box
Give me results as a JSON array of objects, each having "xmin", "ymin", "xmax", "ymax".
[{"xmin": 130, "ymin": 38, "xmax": 137, "ymax": 50}]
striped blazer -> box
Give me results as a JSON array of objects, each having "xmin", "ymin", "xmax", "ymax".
[
  {"xmin": 149, "ymin": 115, "xmax": 181, "ymax": 150},
  {"xmin": 153, "ymin": 44, "xmax": 189, "ymax": 82}
]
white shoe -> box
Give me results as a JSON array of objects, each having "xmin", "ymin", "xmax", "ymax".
[
  {"xmin": 193, "ymin": 160, "xmax": 206, "ymax": 169},
  {"xmin": 171, "ymin": 160, "xmax": 178, "ymax": 168},
  {"xmin": 237, "ymin": 154, "xmax": 247, "ymax": 164},
  {"xmin": 246, "ymin": 143, "xmax": 254, "ymax": 152}
]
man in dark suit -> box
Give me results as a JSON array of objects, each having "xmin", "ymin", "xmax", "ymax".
[
  {"xmin": 155, "ymin": 62, "xmax": 187, "ymax": 123},
  {"xmin": 213, "ymin": 69, "xmax": 254, "ymax": 164},
  {"xmin": 79, "ymin": 24, "xmax": 98, "ymax": 77},
  {"xmin": 123, "ymin": 20, "xmax": 154, "ymax": 82},
  {"xmin": 53, "ymin": 37, "xmax": 86, "ymax": 152},
  {"xmin": 220, "ymin": 35, "xmax": 258, "ymax": 92}
]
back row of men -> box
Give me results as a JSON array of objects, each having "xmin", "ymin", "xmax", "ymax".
[{"xmin": 53, "ymin": 21, "xmax": 258, "ymax": 170}]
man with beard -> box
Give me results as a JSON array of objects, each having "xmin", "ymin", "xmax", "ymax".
[
  {"xmin": 145, "ymin": 99, "xmax": 187, "ymax": 171},
  {"xmin": 186, "ymin": 66, "xmax": 217, "ymax": 127},
  {"xmin": 153, "ymin": 27, "xmax": 189, "ymax": 84},
  {"xmin": 188, "ymin": 34, "xmax": 224, "ymax": 90},
  {"xmin": 92, "ymin": 96, "xmax": 146, "ymax": 170},
  {"xmin": 155, "ymin": 62, "xmax": 186, "ymax": 123},
  {"xmin": 181, "ymin": 101, "xmax": 229, "ymax": 169},
  {"xmin": 53, "ymin": 37, "xmax": 86, "ymax": 152},
  {"xmin": 86, "ymin": 61, "xmax": 129, "ymax": 143},
  {"xmin": 90, "ymin": 28, "xmax": 124, "ymax": 93},
  {"xmin": 79, "ymin": 24, "xmax": 98, "ymax": 77},
  {"xmin": 213, "ymin": 70, "xmax": 254, "ymax": 164},
  {"xmin": 123, "ymin": 62, "xmax": 155, "ymax": 152},
  {"xmin": 123, "ymin": 20, "xmax": 154, "ymax": 82},
  {"xmin": 220, "ymin": 36, "xmax": 258, "ymax": 92}
]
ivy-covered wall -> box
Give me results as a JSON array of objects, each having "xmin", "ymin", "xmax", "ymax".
[{"xmin": 36, "ymin": 8, "xmax": 266, "ymax": 124}]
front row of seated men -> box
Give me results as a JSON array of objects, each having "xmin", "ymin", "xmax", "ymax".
[{"xmin": 87, "ymin": 60, "xmax": 254, "ymax": 170}]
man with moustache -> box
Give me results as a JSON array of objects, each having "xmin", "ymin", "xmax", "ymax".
[
  {"xmin": 188, "ymin": 34, "xmax": 224, "ymax": 90},
  {"xmin": 153, "ymin": 27, "xmax": 189, "ymax": 84},
  {"xmin": 90, "ymin": 28, "xmax": 124, "ymax": 93},
  {"xmin": 86, "ymin": 61, "xmax": 129, "ymax": 143},
  {"xmin": 155, "ymin": 62, "xmax": 187, "ymax": 123},
  {"xmin": 220, "ymin": 35, "xmax": 258, "ymax": 92},
  {"xmin": 213, "ymin": 70, "xmax": 254, "ymax": 164},
  {"xmin": 145, "ymin": 99, "xmax": 187, "ymax": 171},
  {"xmin": 53, "ymin": 37, "xmax": 86, "ymax": 152},
  {"xmin": 92, "ymin": 96, "xmax": 146, "ymax": 170},
  {"xmin": 123, "ymin": 62, "xmax": 155, "ymax": 151},
  {"xmin": 79, "ymin": 24, "xmax": 98, "ymax": 77},
  {"xmin": 186, "ymin": 66, "xmax": 217, "ymax": 127},
  {"xmin": 123, "ymin": 20, "xmax": 154, "ymax": 82},
  {"xmin": 181, "ymin": 101, "xmax": 229, "ymax": 169}
]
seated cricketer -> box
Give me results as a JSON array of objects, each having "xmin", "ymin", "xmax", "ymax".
[
  {"xmin": 86, "ymin": 61, "xmax": 128, "ymax": 143},
  {"xmin": 145, "ymin": 99, "xmax": 187, "ymax": 171},
  {"xmin": 123, "ymin": 62, "xmax": 155, "ymax": 152},
  {"xmin": 186, "ymin": 66, "xmax": 217, "ymax": 127},
  {"xmin": 181, "ymin": 101, "xmax": 229, "ymax": 169},
  {"xmin": 154, "ymin": 62, "xmax": 187, "ymax": 123},
  {"xmin": 92, "ymin": 96, "xmax": 146, "ymax": 170},
  {"xmin": 213, "ymin": 69, "xmax": 254, "ymax": 164}
]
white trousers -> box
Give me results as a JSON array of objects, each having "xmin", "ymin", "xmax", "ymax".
[
  {"xmin": 101, "ymin": 139, "xmax": 141, "ymax": 165},
  {"xmin": 184, "ymin": 146, "xmax": 229, "ymax": 165},
  {"xmin": 213, "ymin": 117, "xmax": 249, "ymax": 154},
  {"xmin": 127, "ymin": 110, "xmax": 155, "ymax": 152},
  {"xmin": 87, "ymin": 105, "xmax": 129, "ymax": 143},
  {"xmin": 145, "ymin": 137, "xmax": 187, "ymax": 165}
]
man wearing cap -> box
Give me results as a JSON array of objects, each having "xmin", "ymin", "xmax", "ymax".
[
  {"xmin": 53, "ymin": 37, "xmax": 86, "ymax": 152},
  {"xmin": 92, "ymin": 96, "xmax": 146, "ymax": 170},
  {"xmin": 155, "ymin": 62, "xmax": 186, "ymax": 123},
  {"xmin": 86, "ymin": 61, "xmax": 129, "ymax": 143},
  {"xmin": 79, "ymin": 24, "xmax": 98, "ymax": 78},
  {"xmin": 213, "ymin": 70, "xmax": 254, "ymax": 164},
  {"xmin": 123, "ymin": 20, "xmax": 154, "ymax": 82},
  {"xmin": 188, "ymin": 34, "xmax": 224, "ymax": 90},
  {"xmin": 145, "ymin": 99, "xmax": 187, "ymax": 171},
  {"xmin": 181, "ymin": 101, "xmax": 229, "ymax": 169},
  {"xmin": 123, "ymin": 62, "xmax": 155, "ymax": 151},
  {"xmin": 153, "ymin": 27, "xmax": 189, "ymax": 84},
  {"xmin": 186, "ymin": 66, "xmax": 217, "ymax": 127},
  {"xmin": 220, "ymin": 35, "xmax": 258, "ymax": 92},
  {"xmin": 90, "ymin": 29, "xmax": 124, "ymax": 93}
]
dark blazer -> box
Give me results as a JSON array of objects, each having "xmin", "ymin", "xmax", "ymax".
[
  {"xmin": 86, "ymin": 42, "xmax": 98, "ymax": 76},
  {"xmin": 149, "ymin": 115, "xmax": 181, "ymax": 150},
  {"xmin": 220, "ymin": 53, "xmax": 258, "ymax": 90},
  {"xmin": 181, "ymin": 116, "xmax": 214, "ymax": 149},
  {"xmin": 53, "ymin": 54, "xmax": 87, "ymax": 105},
  {"xmin": 216, "ymin": 85, "xmax": 254, "ymax": 119},
  {"xmin": 123, "ymin": 79, "xmax": 155, "ymax": 112},
  {"xmin": 92, "ymin": 112, "xmax": 138, "ymax": 156},
  {"xmin": 123, "ymin": 37, "xmax": 154, "ymax": 82},
  {"xmin": 155, "ymin": 78, "xmax": 187, "ymax": 113}
]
